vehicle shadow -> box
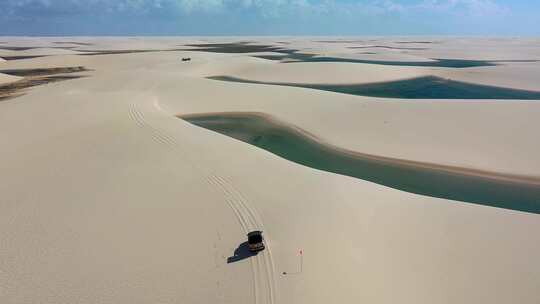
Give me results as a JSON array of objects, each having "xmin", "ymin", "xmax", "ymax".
[{"xmin": 227, "ymin": 241, "xmax": 257, "ymax": 263}]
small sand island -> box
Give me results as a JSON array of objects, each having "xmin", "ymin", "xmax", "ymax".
[{"xmin": 1, "ymin": 37, "xmax": 540, "ymax": 304}]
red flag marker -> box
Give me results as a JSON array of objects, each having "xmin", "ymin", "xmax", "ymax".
[{"xmin": 283, "ymin": 249, "xmax": 304, "ymax": 275}]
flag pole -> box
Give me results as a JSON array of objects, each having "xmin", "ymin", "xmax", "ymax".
[
  {"xmin": 299, "ymin": 249, "xmax": 303, "ymax": 273},
  {"xmin": 282, "ymin": 249, "xmax": 304, "ymax": 275}
]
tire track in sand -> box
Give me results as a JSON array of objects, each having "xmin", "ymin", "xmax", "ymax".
[
  {"xmin": 128, "ymin": 103, "xmax": 177, "ymax": 147},
  {"xmin": 127, "ymin": 100, "xmax": 277, "ymax": 304},
  {"xmin": 207, "ymin": 174, "xmax": 277, "ymax": 304}
]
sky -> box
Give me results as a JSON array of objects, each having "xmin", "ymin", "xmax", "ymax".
[{"xmin": 1, "ymin": 0, "xmax": 539, "ymax": 36}]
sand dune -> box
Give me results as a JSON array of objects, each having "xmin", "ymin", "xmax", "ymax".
[
  {"xmin": 0, "ymin": 47, "xmax": 83, "ymax": 57},
  {"xmin": 0, "ymin": 72, "xmax": 21, "ymax": 85},
  {"xmin": 180, "ymin": 111, "xmax": 540, "ymax": 212},
  {"xmin": 1, "ymin": 37, "xmax": 539, "ymax": 304},
  {"xmin": 0, "ymin": 66, "xmax": 89, "ymax": 100},
  {"xmin": 157, "ymin": 75, "xmax": 540, "ymax": 177},
  {"xmin": 204, "ymin": 61, "xmax": 429, "ymax": 84},
  {"xmin": 435, "ymin": 62, "xmax": 540, "ymax": 91}
]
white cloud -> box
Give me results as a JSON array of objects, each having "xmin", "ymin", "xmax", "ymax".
[
  {"xmin": 418, "ymin": 0, "xmax": 508, "ymax": 16},
  {"xmin": 2, "ymin": 0, "xmax": 508, "ymax": 19}
]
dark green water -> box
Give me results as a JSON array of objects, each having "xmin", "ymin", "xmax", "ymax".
[
  {"xmin": 183, "ymin": 114, "xmax": 540, "ymax": 214},
  {"xmin": 208, "ymin": 76, "xmax": 540, "ymax": 100},
  {"xmin": 183, "ymin": 41, "xmax": 537, "ymax": 69},
  {"xmin": 183, "ymin": 42, "xmax": 298, "ymax": 54}
]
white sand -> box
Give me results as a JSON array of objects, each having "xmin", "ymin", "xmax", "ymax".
[
  {"xmin": 1, "ymin": 37, "xmax": 539, "ymax": 304},
  {"xmin": 0, "ymin": 47, "xmax": 84, "ymax": 58},
  {"xmin": 435, "ymin": 62, "xmax": 540, "ymax": 91},
  {"xmin": 160, "ymin": 76, "xmax": 540, "ymax": 177},
  {"xmin": 203, "ymin": 61, "xmax": 430, "ymax": 84},
  {"xmin": 0, "ymin": 72, "xmax": 21, "ymax": 85}
]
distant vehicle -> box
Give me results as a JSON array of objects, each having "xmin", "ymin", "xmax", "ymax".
[
  {"xmin": 247, "ymin": 231, "xmax": 265, "ymax": 252},
  {"xmin": 181, "ymin": 57, "xmax": 191, "ymax": 62}
]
